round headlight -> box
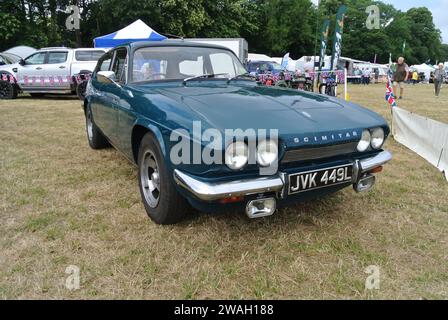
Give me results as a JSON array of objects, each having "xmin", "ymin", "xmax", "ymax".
[
  {"xmin": 357, "ymin": 130, "xmax": 371, "ymax": 152},
  {"xmin": 225, "ymin": 141, "xmax": 248, "ymax": 170},
  {"xmin": 371, "ymin": 127, "xmax": 385, "ymax": 149},
  {"xmin": 257, "ymin": 140, "xmax": 278, "ymax": 167}
]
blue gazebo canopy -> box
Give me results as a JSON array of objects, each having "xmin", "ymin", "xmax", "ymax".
[{"xmin": 94, "ymin": 19, "xmax": 166, "ymax": 48}]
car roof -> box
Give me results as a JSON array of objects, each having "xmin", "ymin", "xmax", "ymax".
[
  {"xmin": 249, "ymin": 60, "xmax": 277, "ymax": 64},
  {"xmin": 126, "ymin": 40, "xmax": 233, "ymax": 52}
]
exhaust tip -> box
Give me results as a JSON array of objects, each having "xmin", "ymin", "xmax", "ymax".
[
  {"xmin": 246, "ymin": 198, "xmax": 276, "ymax": 219},
  {"xmin": 354, "ymin": 174, "xmax": 376, "ymax": 193}
]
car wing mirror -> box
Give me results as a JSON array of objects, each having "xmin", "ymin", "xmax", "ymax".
[
  {"xmin": 19, "ymin": 59, "xmax": 25, "ymax": 66},
  {"xmin": 97, "ymin": 70, "xmax": 122, "ymax": 88}
]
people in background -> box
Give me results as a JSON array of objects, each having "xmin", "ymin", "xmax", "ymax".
[
  {"xmin": 393, "ymin": 57, "xmax": 410, "ymax": 100},
  {"xmin": 303, "ymin": 57, "xmax": 314, "ymax": 78},
  {"xmin": 434, "ymin": 63, "xmax": 446, "ymax": 97},
  {"xmin": 362, "ymin": 68, "xmax": 371, "ymax": 85},
  {"xmin": 412, "ymin": 70, "xmax": 419, "ymax": 85}
]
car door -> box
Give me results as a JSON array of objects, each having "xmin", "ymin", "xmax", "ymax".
[
  {"xmin": 114, "ymin": 47, "xmax": 139, "ymax": 157},
  {"xmin": 105, "ymin": 47, "xmax": 129, "ymax": 147},
  {"xmin": 16, "ymin": 51, "xmax": 47, "ymax": 90},
  {"xmin": 45, "ymin": 50, "xmax": 71, "ymax": 90},
  {"xmin": 90, "ymin": 50, "xmax": 114, "ymax": 140}
]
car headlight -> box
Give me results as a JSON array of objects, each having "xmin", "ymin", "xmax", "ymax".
[
  {"xmin": 225, "ymin": 141, "xmax": 248, "ymax": 170},
  {"xmin": 257, "ymin": 140, "xmax": 278, "ymax": 167},
  {"xmin": 357, "ymin": 130, "xmax": 371, "ymax": 152},
  {"xmin": 370, "ymin": 127, "xmax": 385, "ymax": 149}
]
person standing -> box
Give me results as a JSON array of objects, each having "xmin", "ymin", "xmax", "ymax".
[
  {"xmin": 434, "ymin": 63, "xmax": 446, "ymax": 97},
  {"xmin": 412, "ymin": 70, "xmax": 419, "ymax": 85},
  {"xmin": 364, "ymin": 68, "xmax": 371, "ymax": 85},
  {"xmin": 393, "ymin": 57, "xmax": 409, "ymax": 99}
]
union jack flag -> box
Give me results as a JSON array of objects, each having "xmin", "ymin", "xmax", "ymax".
[{"xmin": 385, "ymin": 73, "xmax": 396, "ymax": 107}]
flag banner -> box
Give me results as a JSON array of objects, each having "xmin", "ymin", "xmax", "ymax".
[
  {"xmin": 330, "ymin": 5, "xmax": 347, "ymax": 71},
  {"xmin": 281, "ymin": 53, "xmax": 290, "ymax": 69},
  {"xmin": 319, "ymin": 19, "xmax": 330, "ymax": 71},
  {"xmin": 385, "ymin": 73, "xmax": 397, "ymax": 107},
  {"xmin": 393, "ymin": 107, "xmax": 448, "ymax": 181},
  {"xmin": 1, "ymin": 73, "xmax": 92, "ymax": 86},
  {"xmin": 309, "ymin": 70, "xmax": 345, "ymax": 84}
]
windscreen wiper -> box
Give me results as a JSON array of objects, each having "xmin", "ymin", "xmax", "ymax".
[
  {"xmin": 227, "ymin": 72, "xmax": 255, "ymax": 83},
  {"xmin": 183, "ymin": 73, "xmax": 229, "ymax": 85}
]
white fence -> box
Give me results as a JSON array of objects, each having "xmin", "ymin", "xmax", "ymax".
[{"xmin": 392, "ymin": 107, "xmax": 448, "ymax": 181}]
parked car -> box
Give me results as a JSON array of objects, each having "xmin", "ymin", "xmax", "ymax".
[
  {"xmin": 247, "ymin": 60, "xmax": 286, "ymax": 76},
  {"xmin": 84, "ymin": 41, "xmax": 392, "ymax": 225},
  {"xmin": 0, "ymin": 47, "xmax": 106, "ymax": 99},
  {"xmin": 0, "ymin": 52, "xmax": 21, "ymax": 65}
]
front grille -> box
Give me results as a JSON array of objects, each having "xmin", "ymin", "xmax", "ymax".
[{"xmin": 282, "ymin": 142, "xmax": 358, "ymax": 163}]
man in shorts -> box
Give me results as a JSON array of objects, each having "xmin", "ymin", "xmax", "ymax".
[{"xmin": 393, "ymin": 57, "xmax": 409, "ymax": 99}]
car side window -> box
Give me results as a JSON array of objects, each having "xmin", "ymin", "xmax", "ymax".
[
  {"xmin": 210, "ymin": 53, "xmax": 236, "ymax": 77},
  {"xmin": 96, "ymin": 52, "xmax": 113, "ymax": 73},
  {"xmin": 25, "ymin": 52, "xmax": 46, "ymax": 65},
  {"xmin": 111, "ymin": 48, "xmax": 127, "ymax": 84},
  {"xmin": 47, "ymin": 51, "xmax": 68, "ymax": 64}
]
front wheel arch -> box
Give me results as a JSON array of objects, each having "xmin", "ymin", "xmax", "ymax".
[{"xmin": 131, "ymin": 123, "xmax": 167, "ymax": 165}]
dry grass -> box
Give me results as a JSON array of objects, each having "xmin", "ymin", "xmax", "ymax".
[{"xmin": 0, "ymin": 83, "xmax": 447, "ymax": 300}]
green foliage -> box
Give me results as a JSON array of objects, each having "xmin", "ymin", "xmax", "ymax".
[{"xmin": 0, "ymin": 0, "xmax": 446, "ymax": 64}]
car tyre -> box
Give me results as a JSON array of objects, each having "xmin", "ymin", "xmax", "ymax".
[
  {"xmin": 0, "ymin": 80, "xmax": 18, "ymax": 99},
  {"xmin": 76, "ymin": 81, "xmax": 87, "ymax": 100},
  {"xmin": 137, "ymin": 132, "xmax": 189, "ymax": 225},
  {"xmin": 85, "ymin": 106, "xmax": 109, "ymax": 149}
]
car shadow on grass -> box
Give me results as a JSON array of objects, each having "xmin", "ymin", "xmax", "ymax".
[
  {"xmin": 19, "ymin": 94, "xmax": 79, "ymax": 100},
  {"xmin": 179, "ymin": 191, "xmax": 351, "ymax": 231}
]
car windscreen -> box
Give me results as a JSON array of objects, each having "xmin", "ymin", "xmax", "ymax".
[
  {"xmin": 75, "ymin": 50, "xmax": 105, "ymax": 61},
  {"xmin": 271, "ymin": 62, "xmax": 285, "ymax": 71},
  {"xmin": 131, "ymin": 46, "xmax": 247, "ymax": 83}
]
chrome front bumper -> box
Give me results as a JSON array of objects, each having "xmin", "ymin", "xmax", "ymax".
[{"xmin": 173, "ymin": 150, "xmax": 392, "ymax": 202}]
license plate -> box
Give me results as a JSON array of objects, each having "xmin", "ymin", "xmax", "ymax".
[{"xmin": 288, "ymin": 164, "xmax": 353, "ymax": 195}]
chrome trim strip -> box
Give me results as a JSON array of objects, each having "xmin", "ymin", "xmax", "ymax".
[
  {"xmin": 359, "ymin": 150, "xmax": 392, "ymax": 173},
  {"xmin": 173, "ymin": 150, "xmax": 391, "ymax": 201},
  {"xmin": 173, "ymin": 169, "xmax": 284, "ymax": 201}
]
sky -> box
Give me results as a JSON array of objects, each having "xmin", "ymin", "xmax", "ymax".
[{"xmin": 311, "ymin": 0, "xmax": 448, "ymax": 43}]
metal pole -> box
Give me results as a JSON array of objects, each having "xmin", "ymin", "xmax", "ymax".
[
  {"xmin": 344, "ymin": 67, "xmax": 348, "ymax": 100},
  {"xmin": 313, "ymin": 0, "xmax": 320, "ymax": 91}
]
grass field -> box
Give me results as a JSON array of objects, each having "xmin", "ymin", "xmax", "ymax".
[{"xmin": 1, "ymin": 83, "xmax": 447, "ymax": 299}]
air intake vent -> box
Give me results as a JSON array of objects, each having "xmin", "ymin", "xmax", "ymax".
[{"xmin": 282, "ymin": 142, "xmax": 358, "ymax": 163}]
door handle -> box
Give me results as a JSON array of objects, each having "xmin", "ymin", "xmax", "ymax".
[
  {"xmin": 59, "ymin": 66, "xmax": 66, "ymax": 69},
  {"xmin": 36, "ymin": 67, "xmax": 42, "ymax": 70}
]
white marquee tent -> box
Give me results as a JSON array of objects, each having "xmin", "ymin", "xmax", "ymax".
[{"xmin": 410, "ymin": 63, "xmax": 435, "ymax": 81}]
